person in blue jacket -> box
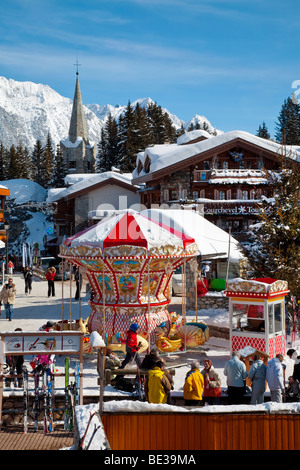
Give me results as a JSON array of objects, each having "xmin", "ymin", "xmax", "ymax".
[
  {"xmin": 248, "ymin": 354, "xmax": 267, "ymax": 404},
  {"xmin": 224, "ymin": 351, "xmax": 247, "ymax": 405}
]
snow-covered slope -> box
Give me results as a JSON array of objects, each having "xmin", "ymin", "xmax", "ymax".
[{"xmin": 0, "ymin": 76, "xmax": 222, "ymax": 149}]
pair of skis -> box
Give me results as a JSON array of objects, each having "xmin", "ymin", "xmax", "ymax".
[
  {"xmin": 64, "ymin": 358, "xmax": 80, "ymax": 431},
  {"xmin": 32, "ymin": 365, "xmax": 55, "ymax": 433}
]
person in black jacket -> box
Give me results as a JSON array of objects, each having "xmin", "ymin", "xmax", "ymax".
[{"xmin": 24, "ymin": 266, "xmax": 33, "ymax": 295}]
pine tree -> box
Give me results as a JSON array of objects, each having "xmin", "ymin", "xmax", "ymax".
[
  {"xmin": 147, "ymin": 102, "xmax": 167, "ymax": 144},
  {"xmin": 42, "ymin": 133, "xmax": 55, "ymax": 188},
  {"xmin": 0, "ymin": 142, "xmax": 8, "ymax": 180},
  {"xmin": 118, "ymin": 101, "xmax": 138, "ymax": 172},
  {"xmin": 14, "ymin": 143, "xmax": 32, "ymax": 179},
  {"xmin": 97, "ymin": 115, "xmax": 121, "ymax": 172},
  {"xmin": 134, "ymin": 103, "xmax": 153, "ymax": 152},
  {"xmin": 31, "ymin": 139, "xmax": 44, "ymax": 184},
  {"xmin": 242, "ymin": 148, "xmax": 300, "ymax": 298},
  {"xmin": 52, "ymin": 144, "xmax": 67, "ymax": 187},
  {"xmin": 256, "ymin": 122, "xmax": 270, "ymax": 140},
  {"xmin": 275, "ymin": 97, "xmax": 300, "ymax": 144},
  {"xmin": 7, "ymin": 144, "xmax": 19, "ymax": 179}
]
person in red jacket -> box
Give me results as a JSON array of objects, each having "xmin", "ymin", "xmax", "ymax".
[
  {"xmin": 46, "ymin": 267, "xmax": 56, "ymax": 297},
  {"xmin": 120, "ymin": 323, "xmax": 142, "ymax": 369}
]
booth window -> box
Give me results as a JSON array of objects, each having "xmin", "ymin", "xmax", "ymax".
[
  {"xmin": 232, "ymin": 303, "xmax": 265, "ymax": 333},
  {"xmin": 268, "ymin": 303, "xmax": 282, "ymax": 334}
]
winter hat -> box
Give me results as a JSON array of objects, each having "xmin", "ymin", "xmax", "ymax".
[{"xmin": 130, "ymin": 323, "xmax": 139, "ymax": 332}]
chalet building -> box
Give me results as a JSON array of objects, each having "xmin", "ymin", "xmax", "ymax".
[
  {"xmin": 60, "ymin": 72, "xmax": 96, "ymax": 174},
  {"xmin": 131, "ymin": 129, "xmax": 300, "ymax": 242},
  {"xmin": 47, "ymin": 172, "xmax": 141, "ymax": 252}
]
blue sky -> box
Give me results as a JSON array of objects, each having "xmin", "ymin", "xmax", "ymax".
[{"xmin": 0, "ymin": 0, "xmax": 299, "ymax": 137}]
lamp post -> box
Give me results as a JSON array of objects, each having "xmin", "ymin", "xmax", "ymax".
[
  {"xmin": 4, "ymin": 222, "xmax": 9, "ymax": 275},
  {"xmin": 90, "ymin": 331, "xmax": 106, "ymax": 417}
]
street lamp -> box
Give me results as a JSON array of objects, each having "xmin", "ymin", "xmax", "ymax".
[{"xmin": 4, "ymin": 222, "xmax": 9, "ymax": 275}]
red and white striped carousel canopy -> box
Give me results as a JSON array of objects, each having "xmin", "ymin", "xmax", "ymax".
[{"xmin": 63, "ymin": 209, "xmax": 195, "ymax": 250}]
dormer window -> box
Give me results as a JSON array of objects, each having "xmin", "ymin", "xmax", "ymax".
[
  {"xmin": 144, "ymin": 155, "xmax": 151, "ymax": 173},
  {"xmin": 137, "ymin": 160, "xmax": 143, "ymax": 174}
]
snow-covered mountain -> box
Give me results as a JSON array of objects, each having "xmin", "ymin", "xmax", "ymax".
[{"xmin": 0, "ymin": 76, "xmax": 222, "ymax": 150}]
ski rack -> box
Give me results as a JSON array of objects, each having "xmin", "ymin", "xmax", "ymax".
[{"xmin": 0, "ymin": 331, "xmax": 84, "ymax": 428}]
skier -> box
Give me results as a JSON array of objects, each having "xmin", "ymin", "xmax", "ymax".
[
  {"xmin": 23, "ymin": 265, "xmax": 33, "ymax": 295},
  {"xmin": 119, "ymin": 323, "xmax": 142, "ymax": 369}
]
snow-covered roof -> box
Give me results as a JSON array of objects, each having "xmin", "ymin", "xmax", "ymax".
[
  {"xmin": 133, "ymin": 130, "xmax": 300, "ymax": 181},
  {"xmin": 47, "ymin": 171, "xmax": 138, "ymax": 202},
  {"xmin": 140, "ymin": 209, "xmax": 243, "ymax": 260},
  {"xmin": 177, "ymin": 129, "xmax": 212, "ymax": 145}
]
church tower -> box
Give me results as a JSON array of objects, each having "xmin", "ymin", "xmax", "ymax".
[{"xmin": 60, "ymin": 70, "xmax": 96, "ymax": 174}]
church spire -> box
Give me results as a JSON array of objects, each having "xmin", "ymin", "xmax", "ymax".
[{"xmin": 68, "ymin": 69, "xmax": 89, "ymax": 145}]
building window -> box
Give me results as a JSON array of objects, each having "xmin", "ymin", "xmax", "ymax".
[
  {"xmin": 170, "ymin": 189, "xmax": 178, "ymax": 200},
  {"xmin": 242, "ymin": 190, "xmax": 248, "ymax": 200},
  {"xmin": 192, "ymin": 190, "xmax": 199, "ymax": 200},
  {"xmin": 223, "ymin": 161, "xmax": 229, "ymax": 169},
  {"xmin": 200, "ymin": 189, "xmax": 205, "ymax": 198},
  {"xmin": 203, "ymin": 161, "xmax": 210, "ymax": 170},
  {"xmin": 69, "ymin": 161, "xmax": 76, "ymax": 169}
]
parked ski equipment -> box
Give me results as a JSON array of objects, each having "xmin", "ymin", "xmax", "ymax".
[
  {"xmin": 33, "ymin": 369, "xmax": 40, "ymax": 432},
  {"xmin": 74, "ymin": 359, "xmax": 80, "ymax": 405},
  {"xmin": 42, "ymin": 370, "xmax": 48, "ymax": 434},
  {"xmin": 22, "ymin": 366, "xmax": 29, "ymax": 434},
  {"xmin": 46, "ymin": 367, "xmax": 54, "ymax": 432},
  {"xmin": 64, "ymin": 357, "xmax": 70, "ymax": 431}
]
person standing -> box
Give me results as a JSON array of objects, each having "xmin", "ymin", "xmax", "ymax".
[
  {"xmin": 286, "ymin": 349, "xmax": 300, "ymax": 382},
  {"xmin": 5, "ymin": 328, "xmax": 24, "ymax": 387},
  {"xmin": 201, "ymin": 359, "xmax": 222, "ymax": 405},
  {"xmin": 248, "ymin": 354, "xmax": 267, "ymax": 404},
  {"xmin": 266, "ymin": 354, "xmax": 285, "ymax": 403},
  {"xmin": 224, "ymin": 351, "xmax": 247, "ymax": 405},
  {"xmin": 46, "ymin": 267, "xmax": 56, "ymax": 297},
  {"xmin": 24, "ymin": 266, "xmax": 33, "ymax": 295},
  {"xmin": 183, "ymin": 360, "xmax": 204, "ymax": 406},
  {"xmin": 144, "ymin": 360, "xmax": 172, "ymax": 404},
  {"xmin": 120, "ymin": 323, "xmax": 142, "ymax": 369},
  {"xmin": 75, "ymin": 268, "xmax": 82, "ymax": 300},
  {"xmin": 0, "ymin": 278, "xmax": 17, "ymax": 321}
]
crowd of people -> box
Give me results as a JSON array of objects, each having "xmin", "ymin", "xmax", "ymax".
[{"xmin": 109, "ymin": 322, "xmax": 300, "ymax": 407}]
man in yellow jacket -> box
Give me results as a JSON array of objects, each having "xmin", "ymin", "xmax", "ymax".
[
  {"xmin": 183, "ymin": 360, "xmax": 204, "ymax": 406},
  {"xmin": 144, "ymin": 361, "xmax": 172, "ymax": 404}
]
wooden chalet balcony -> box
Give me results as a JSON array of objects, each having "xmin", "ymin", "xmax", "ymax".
[{"xmin": 193, "ymin": 169, "xmax": 268, "ymax": 183}]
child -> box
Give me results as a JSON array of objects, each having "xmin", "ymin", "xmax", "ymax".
[{"xmin": 120, "ymin": 323, "xmax": 142, "ymax": 369}]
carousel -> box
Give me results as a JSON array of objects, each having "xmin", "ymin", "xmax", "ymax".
[{"xmin": 58, "ymin": 209, "xmax": 209, "ymax": 352}]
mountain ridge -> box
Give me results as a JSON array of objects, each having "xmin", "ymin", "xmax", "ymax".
[{"xmin": 0, "ymin": 76, "xmax": 222, "ymax": 150}]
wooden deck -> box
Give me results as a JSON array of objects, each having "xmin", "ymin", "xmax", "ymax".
[{"xmin": 0, "ymin": 424, "xmax": 74, "ymax": 451}]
